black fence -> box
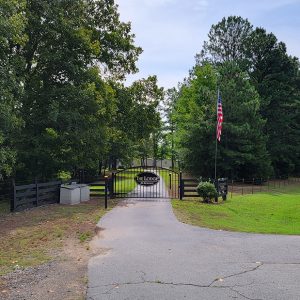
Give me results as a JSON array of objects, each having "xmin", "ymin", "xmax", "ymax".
[
  {"xmin": 11, "ymin": 180, "xmax": 62, "ymax": 212},
  {"xmin": 180, "ymin": 177, "xmax": 300, "ymax": 200}
]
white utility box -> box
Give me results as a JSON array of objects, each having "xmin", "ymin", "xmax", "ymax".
[
  {"xmin": 60, "ymin": 184, "xmax": 81, "ymax": 205},
  {"xmin": 78, "ymin": 184, "xmax": 90, "ymax": 202}
]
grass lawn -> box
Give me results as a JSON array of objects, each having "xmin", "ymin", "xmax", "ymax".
[
  {"xmin": 172, "ymin": 184, "xmax": 300, "ymax": 235},
  {"xmin": 114, "ymin": 169, "xmax": 138, "ymax": 195},
  {"xmin": 0, "ymin": 199, "xmax": 116, "ymax": 275}
]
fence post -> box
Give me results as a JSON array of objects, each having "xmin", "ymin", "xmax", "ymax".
[
  {"xmin": 179, "ymin": 172, "xmax": 183, "ymax": 200},
  {"xmin": 11, "ymin": 179, "xmax": 16, "ymax": 212},
  {"xmin": 169, "ymin": 173, "xmax": 172, "ymax": 190},
  {"xmin": 104, "ymin": 176, "xmax": 108, "ymax": 209}
]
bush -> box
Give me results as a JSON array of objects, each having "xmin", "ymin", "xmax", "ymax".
[
  {"xmin": 57, "ymin": 170, "xmax": 72, "ymax": 181},
  {"xmin": 196, "ymin": 181, "xmax": 218, "ymax": 203}
]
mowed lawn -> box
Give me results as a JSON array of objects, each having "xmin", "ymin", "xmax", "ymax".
[{"xmin": 172, "ymin": 184, "xmax": 300, "ymax": 235}]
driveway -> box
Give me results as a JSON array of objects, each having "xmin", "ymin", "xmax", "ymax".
[{"xmin": 87, "ymin": 198, "xmax": 300, "ymax": 300}]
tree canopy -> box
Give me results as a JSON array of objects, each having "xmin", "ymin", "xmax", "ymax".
[
  {"xmin": 0, "ymin": 0, "xmax": 161, "ymax": 180},
  {"xmin": 169, "ymin": 16, "xmax": 300, "ymax": 178}
]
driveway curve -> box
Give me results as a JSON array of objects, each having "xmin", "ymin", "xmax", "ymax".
[{"xmin": 87, "ymin": 197, "xmax": 300, "ymax": 299}]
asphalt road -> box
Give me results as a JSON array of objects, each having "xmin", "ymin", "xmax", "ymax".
[{"xmin": 87, "ymin": 194, "xmax": 300, "ymax": 299}]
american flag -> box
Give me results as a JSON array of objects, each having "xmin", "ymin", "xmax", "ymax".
[{"xmin": 216, "ymin": 92, "xmax": 223, "ymax": 142}]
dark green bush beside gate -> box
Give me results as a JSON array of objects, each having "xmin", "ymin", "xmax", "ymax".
[{"xmin": 196, "ymin": 182, "xmax": 218, "ymax": 203}]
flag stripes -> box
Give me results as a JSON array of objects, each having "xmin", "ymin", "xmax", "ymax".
[{"xmin": 217, "ymin": 92, "xmax": 223, "ymax": 142}]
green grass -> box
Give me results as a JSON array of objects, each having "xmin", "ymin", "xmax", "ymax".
[
  {"xmin": 114, "ymin": 170, "xmax": 138, "ymax": 194},
  {"xmin": 172, "ymin": 184, "xmax": 300, "ymax": 235}
]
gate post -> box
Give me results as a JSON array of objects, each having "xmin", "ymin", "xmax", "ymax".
[
  {"xmin": 110, "ymin": 172, "xmax": 115, "ymax": 198},
  {"xmin": 179, "ymin": 172, "xmax": 183, "ymax": 200}
]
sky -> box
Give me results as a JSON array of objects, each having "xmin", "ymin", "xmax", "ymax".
[{"xmin": 115, "ymin": 0, "xmax": 300, "ymax": 89}]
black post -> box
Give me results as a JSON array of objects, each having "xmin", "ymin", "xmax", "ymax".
[
  {"xmin": 11, "ymin": 179, "xmax": 16, "ymax": 212},
  {"xmin": 179, "ymin": 172, "xmax": 183, "ymax": 200},
  {"xmin": 104, "ymin": 176, "xmax": 108, "ymax": 209},
  {"xmin": 111, "ymin": 172, "xmax": 115, "ymax": 198},
  {"xmin": 169, "ymin": 173, "xmax": 172, "ymax": 190}
]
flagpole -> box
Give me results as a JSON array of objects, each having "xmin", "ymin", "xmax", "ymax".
[{"xmin": 214, "ymin": 88, "xmax": 220, "ymax": 181}]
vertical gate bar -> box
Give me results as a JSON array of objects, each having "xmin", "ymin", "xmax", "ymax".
[
  {"xmin": 179, "ymin": 171, "xmax": 183, "ymax": 200},
  {"xmin": 115, "ymin": 172, "xmax": 117, "ymax": 198},
  {"xmin": 115, "ymin": 173, "xmax": 118, "ymax": 198},
  {"xmin": 104, "ymin": 176, "xmax": 108, "ymax": 209},
  {"xmin": 157, "ymin": 166, "xmax": 159, "ymax": 198},
  {"xmin": 111, "ymin": 172, "xmax": 114, "ymax": 198},
  {"xmin": 142, "ymin": 166, "xmax": 144, "ymax": 199}
]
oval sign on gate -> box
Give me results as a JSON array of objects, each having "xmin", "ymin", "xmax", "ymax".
[{"xmin": 135, "ymin": 172, "xmax": 160, "ymax": 186}]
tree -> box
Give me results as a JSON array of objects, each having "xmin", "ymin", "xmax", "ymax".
[
  {"xmin": 217, "ymin": 62, "xmax": 272, "ymax": 179},
  {"xmin": 197, "ymin": 16, "xmax": 253, "ymax": 65},
  {"xmin": 244, "ymin": 28, "xmax": 300, "ymax": 175},
  {"xmin": 174, "ymin": 63, "xmax": 271, "ymax": 179},
  {"xmin": 11, "ymin": 0, "xmax": 142, "ymax": 179},
  {"xmin": 196, "ymin": 16, "xmax": 300, "ymax": 177},
  {"xmin": 173, "ymin": 64, "xmax": 218, "ymax": 176},
  {"xmin": 161, "ymin": 88, "xmax": 180, "ymax": 168},
  {"xmin": 0, "ymin": 0, "xmax": 26, "ymax": 177},
  {"xmin": 106, "ymin": 76, "xmax": 163, "ymax": 169}
]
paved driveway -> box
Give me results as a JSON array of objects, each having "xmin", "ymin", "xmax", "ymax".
[{"xmin": 87, "ymin": 199, "xmax": 300, "ymax": 300}]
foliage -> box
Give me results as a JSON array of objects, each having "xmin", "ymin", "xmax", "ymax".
[
  {"xmin": 173, "ymin": 62, "xmax": 271, "ymax": 178},
  {"xmin": 57, "ymin": 170, "xmax": 72, "ymax": 181},
  {"xmin": 244, "ymin": 28, "xmax": 300, "ymax": 176},
  {"xmin": 0, "ymin": 0, "xmax": 26, "ymax": 177},
  {"xmin": 196, "ymin": 181, "xmax": 218, "ymax": 203},
  {"xmin": 107, "ymin": 76, "xmax": 163, "ymax": 168},
  {"xmin": 197, "ymin": 16, "xmax": 253, "ymax": 65},
  {"xmin": 0, "ymin": 0, "xmax": 151, "ymax": 180},
  {"xmin": 199, "ymin": 16, "xmax": 300, "ymax": 177}
]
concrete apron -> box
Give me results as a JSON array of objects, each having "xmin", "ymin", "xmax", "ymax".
[{"xmin": 87, "ymin": 197, "xmax": 300, "ymax": 299}]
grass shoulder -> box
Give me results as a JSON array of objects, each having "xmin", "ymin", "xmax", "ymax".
[{"xmin": 172, "ymin": 185, "xmax": 300, "ymax": 235}]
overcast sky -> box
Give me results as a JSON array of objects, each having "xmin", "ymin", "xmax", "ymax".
[{"xmin": 115, "ymin": 0, "xmax": 300, "ymax": 89}]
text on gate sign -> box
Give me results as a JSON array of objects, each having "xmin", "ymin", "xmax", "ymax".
[{"xmin": 135, "ymin": 172, "xmax": 160, "ymax": 186}]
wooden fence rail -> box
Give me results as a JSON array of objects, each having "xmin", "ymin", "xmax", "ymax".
[{"xmin": 12, "ymin": 180, "xmax": 62, "ymax": 212}]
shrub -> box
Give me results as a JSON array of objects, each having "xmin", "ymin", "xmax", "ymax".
[
  {"xmin": 196, "ymin": 181, "xmax": 218, "ymax": 203},
  {"xmin": 57, "ymin": 170, "xmax": 72, "ymax": 181}
]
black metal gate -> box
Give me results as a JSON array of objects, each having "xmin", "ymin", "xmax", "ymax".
[{"xmin": 111, "ymin": 166, "xmax": 180, "ymax": 199}]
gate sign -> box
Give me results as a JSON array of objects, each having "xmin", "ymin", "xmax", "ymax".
[{"xmin": 135, "ymin": 172, "xmax": 160, "ymax": 186}]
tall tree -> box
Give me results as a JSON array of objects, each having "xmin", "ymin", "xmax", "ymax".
[
  {"xmin": 244, "ymin": 28, "xmax": 300, "ymax": 175},
  {"xmin": 13, "ymin": 0, "xmax": 142, "ymax": 179},
  {"xmin": 174, "ymin": 63, "xmax": 271, "ymax": 178},
  {"xmin": 196, "ymin": 16, "xmax": 300, "ymax": 176},
  {"xmin": 107, "ymin": 76, "xmax": 163, "ymax": 169},
  {"xmin": 197, "ymin": 16, "xmax": 253, "ymax": 65},
  {"xmin": 0, "ymin": 0, "xmax": 26, "ymax": 177}
]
